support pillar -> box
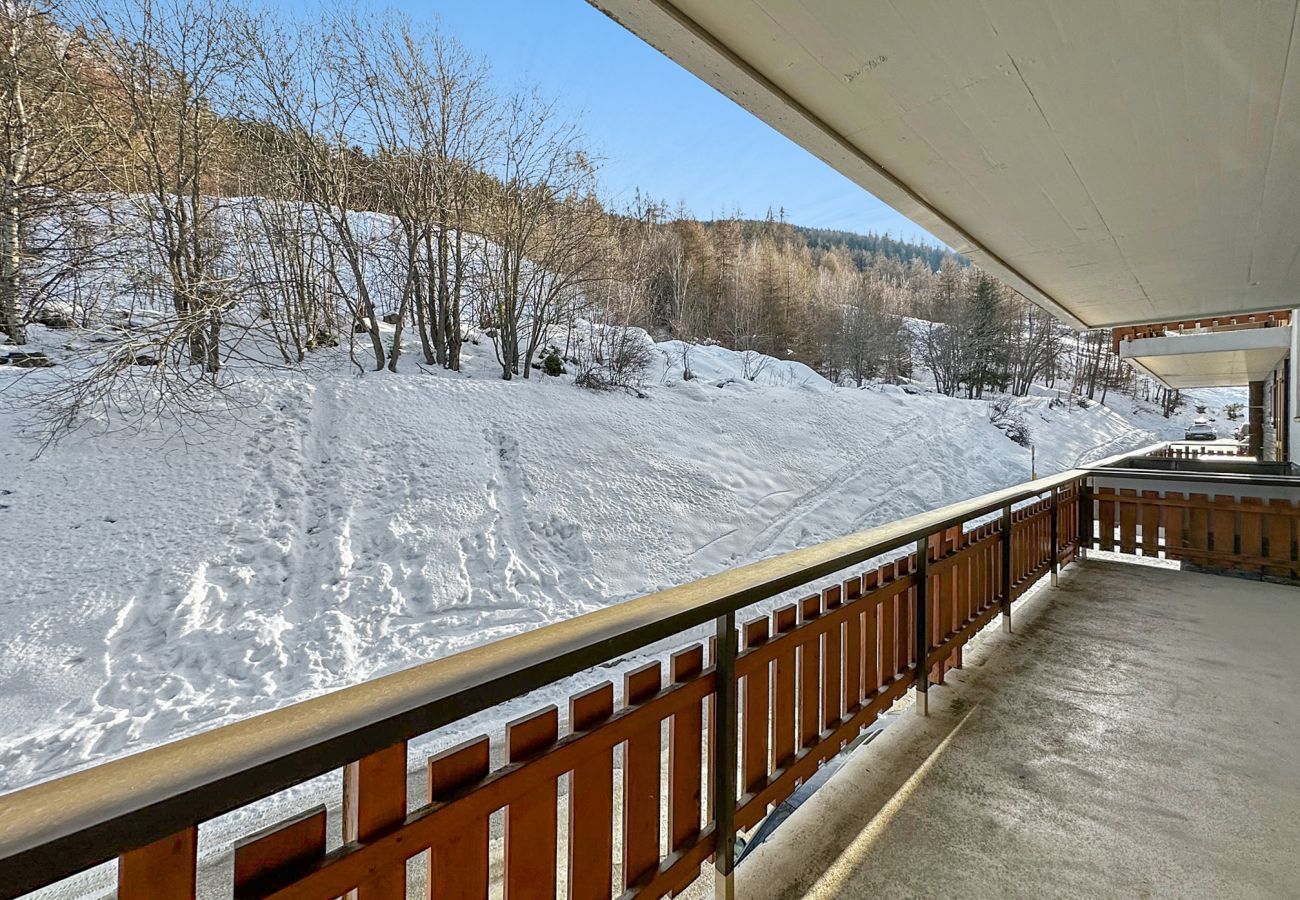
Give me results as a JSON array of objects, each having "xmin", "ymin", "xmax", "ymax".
[{"xmin": 1249, "ymin": 379, "xmax": 1265, "ymax": 459}]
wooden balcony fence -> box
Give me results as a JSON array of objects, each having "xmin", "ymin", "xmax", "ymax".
[
  {"xmin": 1093, "ymin": 482, "xmax": 1300, "ymax": 581},
  {"xmin": 1, "ymin": 444, "xmax": 1294, "ymax": 900},
  {"xmin": 1152, "ymin": 444, "xmax": 1247, "ymax": 459}
]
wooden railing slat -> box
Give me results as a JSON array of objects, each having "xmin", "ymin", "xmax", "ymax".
[
  {"xmin": 1189, "ymin": 493, "xmax": 1211, "ymax": 561},
  {"xmin": 343, "ymin": 742, "xmax": 408, "ymax": 900},
  {"xmin": 233, "ymin": 806, "xmax": 326, "ymax": 899},
  {"xmin": 1098, "ymin": 490, "xmax": 1116, "ymax": 552},
  {"xmin": 770, "ymin": 605, "xmax": 798, "ymax": 770},
  {"xmin": 821, "ymin": 585, "xmax": 843, "ymax": 733},
  {"xmin": 667, "ymin": 648, "xmax": 704, "ymax": 860},
  {"xmin": 741, "ymin": 618, "xmax": 771, "ymax": 795},
  {"xmin": 1240, "ymin": 505, "xmax": 1263, "ymax": 572},
  {"xmin": 1141, "ymin": 491, "xmax": 1162, "ymax": 557},
  {"xmin": 877, "ymin": 564, "xmax": 895, "ymax": 683},
  {"xmin": 505, "ymin": 707, "xmax": 560, "ymax": 900},
  {"xmin": 622, "ymin": 663, "xmax": 662, "ymax": 891},
  {"xmin": 1118, "ymin": 489, "xmax": 1138, "ymax": 555},
  {"xmin": 568, "ymin": 682, "xmax": 615, "ymax": 900},
  {"xmin": 904, "ymin": 553, "xmax": 918, "ymax": 669},
  {"xmin": 842, "ymin": 576, "xmax": 863, "ymax": 713},
  {"xmin": 427, "ymin": 736, "xmax": 491, "ymax": 900},
  {"xmin": 1267, "ymin": 498, "xmax": 1296, "ymax": 579},
  {"xmin": 952, "ymin": 530, "xmax": 970, "ymax": 670},
  {"xmin": 861, "ymin": 572, "xmax": 879, "ymax": 697},
  {"xmin": 118, "ymin": 826, "xmax": 197, "ymax": 900},
  {"xmin": 797, "ymin": 595, "xmax": 821, "ymax": 751}
]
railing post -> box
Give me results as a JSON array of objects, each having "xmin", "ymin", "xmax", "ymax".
[
  {"xmin": 1077, "ymin": 477, "xmax": 1091, "ymax": 559},
  {"xmin": 1050, "ymin": 487, "xmax": 1060, "ymax": 586},
  {"xmin": 913, "ymin": 536, "xmax": 929, "ymax": 716},
  {"xmin": 712, "ymin": 610, "xmax": 737, "ymax": 900},
  {"xmin": 1000, "ymin": 503, "xmax": 1013, "ymax": 632}
]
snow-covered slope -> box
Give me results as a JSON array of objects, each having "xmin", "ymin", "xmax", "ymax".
[{"xmin": 0, "ymin": 326, "xmax": 1219, "ymax": 796}]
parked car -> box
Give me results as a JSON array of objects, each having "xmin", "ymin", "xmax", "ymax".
[{"xmin": 1185, "ymin": 419, "xmax": 1217, "ymax": 440}]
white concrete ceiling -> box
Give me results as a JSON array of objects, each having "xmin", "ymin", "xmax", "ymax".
[
  {"xmin": 590, "ymin": 0, "xmax": 1300, "ymax": 329},
  {"xmin": 1125, "ymin": 349, "xmax": 1287, "ymax": 388}
]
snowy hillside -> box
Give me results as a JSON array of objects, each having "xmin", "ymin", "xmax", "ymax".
[{"xmin": 0, "ymin": 325, "xmax": 1224, "ymax": 801}]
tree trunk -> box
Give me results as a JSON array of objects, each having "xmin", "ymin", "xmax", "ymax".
[{"xmin": 0, "ymin": 189, "xmax": 23, "ymax": 344}]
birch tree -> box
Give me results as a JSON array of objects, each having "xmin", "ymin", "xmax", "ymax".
[{"xmin": 0, "ymin": 0, "xmax": 93, "ymax": 343}]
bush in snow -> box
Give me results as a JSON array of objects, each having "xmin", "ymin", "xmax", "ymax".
[
  {"xmin": 543, "ymin": 349, "xmax": 565, "ymax": 377},
  {"xmin": 570, "ymin": 318, "xmax": 652, "ymax": 392},
  {"xmin": 988, "ymin": 396, "xmax": 1031, "ymax": 447}
]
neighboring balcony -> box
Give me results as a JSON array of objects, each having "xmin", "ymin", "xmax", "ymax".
[
  {"xmin": 0, "ymin": 445, "xmax": 1296, "ymax": 900},
  {"xmin": 1113, "ymin": 311, "xmax": 1292, "ymax": 389}
]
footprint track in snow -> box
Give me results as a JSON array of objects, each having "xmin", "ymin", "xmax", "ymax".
[{"xmin": 453, "ymin": 429, "xmax": 606, "ymax": 625}]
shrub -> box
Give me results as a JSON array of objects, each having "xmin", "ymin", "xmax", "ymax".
[
  {"xmin": 989, "ymin": 396, "xmax": 1032, "ymax": 447},
  {"xmin": 543, "ymin": 349, "xmax": 565, "ymax": 377}
]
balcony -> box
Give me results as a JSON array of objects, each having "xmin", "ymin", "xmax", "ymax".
[
  {"xmin": 726, "ymin": 556, "xmax": 1300, "ymax": 898},
  {"xmin": 1112, "ymin": 312, "xmax": 1293, "ymax": 390},
  {"xmin": 0, "ymin": 445, "xmax": 1296, "ymax": 899}
]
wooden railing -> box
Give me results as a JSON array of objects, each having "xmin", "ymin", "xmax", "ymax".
[
  {"xmin": 1091, "ymin": 472, "xmax": 1300, "ymax": 580},
  {"xmin": 1151, "ymin": 444, "xmax": 1247, "ymax": 459},
  {"xmin": 1110, "ymin": 309, "xmax": 1291, "ymax": 353},
  {"xmin": 0, "ymin": 468, "xmax": 1090, "ymax": 900},
  {"xmin": 6, "ymin": 445, "xmax": 1296, "ymax": 900}
]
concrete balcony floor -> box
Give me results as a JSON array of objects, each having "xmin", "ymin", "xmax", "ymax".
[{"xmin": 735, "ymin": 557, "xmax": 1300, "ymax": 899}]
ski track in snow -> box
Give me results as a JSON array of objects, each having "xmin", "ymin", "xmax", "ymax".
[
  {"xmin": 740, "ymin": 411, "xmax": 937, "ymax": 560},
  {"xmin": 0, "ymin": 337, "xmax": 1234, "ymax": 801}
]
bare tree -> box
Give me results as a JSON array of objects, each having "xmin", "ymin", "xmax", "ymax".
[
  {"xmin": 343, "ymin": 13, "xmax": 494, "ymax": 372},
  {"xmin": 245, "ymin": 11, "xmax": 390, "ymax": 371},
  {"xmin": 476, "ymin": 93, "xmax": 601, "ymax": 381},
  {"xmin": 0, "ymin": 0, "xmax": 96, "ymax": 343},
  {"xmin": 75, "ymin": 0, "xmax": 251, "ymax": 373}
]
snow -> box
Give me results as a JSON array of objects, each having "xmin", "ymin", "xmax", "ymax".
[{"xmin": 0, "ymin": 320, "xmax": 1240, "ymax": 893}]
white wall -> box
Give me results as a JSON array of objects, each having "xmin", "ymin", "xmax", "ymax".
[{"xmin": 1290, "ymin": 308, "xmax": 1300, "ymax": 464}]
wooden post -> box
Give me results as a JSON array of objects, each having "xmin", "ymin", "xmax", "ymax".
[
  {"xmin": 1078, "ymin": 477, "xmax": 1091, "ymax": 559},
  {"xmin": 711, "ymin": 611, "xmax": 737, "ymax": 900},
  {"xmin": 1050, "ymin": 488, "xmax": 1060, "ymax": 586},
  {"xmin": 1000, "ymin": 504, "xmax": 1013, "ymax": 632},
  {"xmin": 913, "ymin": 536, "xmax": 929, "ymax": 716}
]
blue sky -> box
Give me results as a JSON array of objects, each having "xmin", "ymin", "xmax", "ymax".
[{"xmin": 371, "ymin": 0, "xmax": 938, "ymax": 244}]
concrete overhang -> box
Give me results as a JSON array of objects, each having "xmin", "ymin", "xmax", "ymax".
[
  {"xmin": 1119, "ymin": 326, "xmax": 1291, "ymax": 389},
  {"xmin": 589, "ymin": 1, "xmax": 1300, "ymax": 329}
]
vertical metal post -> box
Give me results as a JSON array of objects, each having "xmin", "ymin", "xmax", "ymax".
[
  {"xmin": 913, "ymin": 536, "xmax": 929, "ymax": 716},
  {"xmin": 1077, "ymin": 477, "xmax": 1091, "ymax": 559},
  {"xmin": 712, "ymin": 610, "xmax": 737, "ymax": 900},
  {"xmin": 1000, "ymin": 503, "xmax": 1013, "ymax": 632},
  {"xmin": 1050, "ymin": 487, "xmax": 1060, "ymax": 586}
]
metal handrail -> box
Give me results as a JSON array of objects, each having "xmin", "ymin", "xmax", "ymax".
[
  {"xmin": 1086, "ymin": 467, "xmax": 1300, "ymax": 488},
  {"xmin": 0, "ymin": 459, "xmax": 1106, "ymax": 894}
]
